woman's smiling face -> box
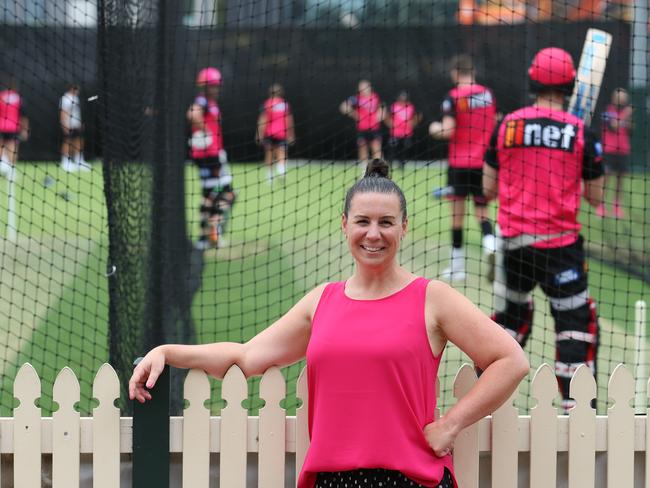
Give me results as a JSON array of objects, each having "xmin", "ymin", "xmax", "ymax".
[{"xmin": 342, "ymin": 191, "xmax": 407, "ymax": 268}]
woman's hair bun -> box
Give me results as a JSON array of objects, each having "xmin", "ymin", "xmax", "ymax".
[{"xmin": 363, "ymin": 159, "xmax": 391, "ymax": 179}]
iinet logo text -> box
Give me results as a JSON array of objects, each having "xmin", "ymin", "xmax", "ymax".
[{"xmin": 504, "ymin": 118, "xmax": 577, "ymax": 152}]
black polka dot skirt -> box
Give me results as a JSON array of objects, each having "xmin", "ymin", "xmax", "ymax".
[{"xmin": 315, "ymin": 467, "xmax": 454, "ymax": 488}]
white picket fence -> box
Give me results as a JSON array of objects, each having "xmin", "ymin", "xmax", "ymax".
[{"xmin": 3, "ymin": 361, "xmax": 650, "ymax": 487}]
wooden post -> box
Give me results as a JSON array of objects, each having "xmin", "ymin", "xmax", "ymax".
[{"xmin": 132, "ymin": 360, "xmax": 170, "ymax": 488}]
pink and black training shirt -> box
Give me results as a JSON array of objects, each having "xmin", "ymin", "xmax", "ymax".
[
  {"xmin": 601, "ymin": 103, "xmax": 632, "ymax": 156},
  {"xmin": 261, "ymin": 96, "xmax": 291, "ymax": 140},
  {"xmin": 0, "ymin": 89, "xmax": 21, "ymax": 134},
  {"xmin": 348, "ymin": 92, "xmax": 382, "ymax": 131},
  {"xmin": 389, "ymin": 101, "xmax": 416, "ymax": 138},
  {"xmin": 441, "ymin": 84, "xmax": 496, "ymax": 169},
  {"xmin": 485, "ymin": 106, "xmax": 604, "ymax": 248},
  {"xmin": 190, "ymin": 94, "xmax": 223, "ymax": 159}
]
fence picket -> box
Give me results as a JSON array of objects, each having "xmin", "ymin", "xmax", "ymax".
[
  {"xmin": 259, "ymin": 367, "xmax": 286, "ymax": 488},
  {"xmin": 296, "ymin": 366, "xmax": 309, "ymax": 487},
  {"xmin": 183, "ymin": 369, "xmax": 211, "ymax": 488},
  {"xmin": 53, "ymin": 367, "xmax": 81, "ymax": 488},
  {"xmin": 635, "ymin": 301, "xmax": 647, "ymax": 413},
  {"xmin": 8, "ymin": 361, "xmax": 650, "ymax": 487},
  {"xmin": 530, "ymin": 364, "xmax": 558, "ymax": 488},
  {"xmin": 14, "ymin": 363, "xmax": 41, "ymax": 488},
  {"xmin": 221, "ymin": 365, "xmax": 248, "ymax": 488},
  {"xmin": 452, "ymin": 364, "xmax": 478, "ymax": 488},
  {"xmin": 568, "ymin": 364, "xmax": 596, "ymax": 488},
  {"xmin": 646, "ymin": 377, "xmax": 650, "ymax": 488},
  {"xmin": 491, "ymin": 386, "xmax": 518, "ymax": 487},
  {"xmin": 92, "ymin": 363, "xmax": 120, "ymax": 488},
  {"xmin": 607, "ymin": 364, "xmax": 634, "ymax": 487}
]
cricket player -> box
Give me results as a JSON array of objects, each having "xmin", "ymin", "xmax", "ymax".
[
  {"xmin": 483, "ymin": 47, "xmax": 605, "ymax": 410},
  {"xmin": 430, "ymin": 55, "xmax": 497, "ymax": 281}
]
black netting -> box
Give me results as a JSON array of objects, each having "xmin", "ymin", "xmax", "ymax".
[{"xmin": 0, "ymin": 0, "xmax": 647, "ymax": 416}]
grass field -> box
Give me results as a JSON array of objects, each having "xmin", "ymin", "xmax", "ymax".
[{"xmin": 0, "ymin": 161, "xmax": 647, "ymax": 416}]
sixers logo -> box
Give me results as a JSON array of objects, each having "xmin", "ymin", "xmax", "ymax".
[
  {"xmin": 1, "ymin": 92, "xmax": 20, "ymax": 105},
  {"xmin": 503, "ymin": 118, "xmax": 578, "ymax": 152},
  {"xmin": 271, "ymin": 102, "xmax": 287, "ymax": 112},
  {"xmin": 456, "ymin": 91, "xmax": 493, "ymax": 112}
]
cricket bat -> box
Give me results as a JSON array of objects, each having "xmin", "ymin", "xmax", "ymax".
[{"xmin": 567, "ymin": 28, "xmax": 613, "ymax": 125}]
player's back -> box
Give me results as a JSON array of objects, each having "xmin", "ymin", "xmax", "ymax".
[
  {"xmin": 494, "ymin": 106, "xmax": 587, "ymax": 241},
  {"xmin": 446, "ymin": 84, "xmax": 495, "ymax": 168}
]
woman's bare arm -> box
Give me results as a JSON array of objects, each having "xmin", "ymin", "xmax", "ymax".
[{"xmin": 129, "ymin": 284, "xmax": 327, "ymax": 403}]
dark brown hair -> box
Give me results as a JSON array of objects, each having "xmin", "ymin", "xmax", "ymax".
[{"xmin": 343, "ymin": 159, "xmax": 407, "ymax": 220}]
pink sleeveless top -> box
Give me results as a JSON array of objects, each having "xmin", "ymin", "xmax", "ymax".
[{"xmin": 298, "ymin": 278, "xmax": 456, "ymax": 488}]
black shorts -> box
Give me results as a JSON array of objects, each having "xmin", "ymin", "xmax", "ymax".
[
  {"xmin": 316, "ymin": 468, "xmax": 454, "ymax": 488},
  {"xmin": 263, "ymin": 136, "xmax": 287, "ymax": 148},
  {"xmin": 0, "ymin": 131, "xmax": 19, "ymax": 141},
  {"xmin": 357, "ymin": 130, "xmax": 382, "ymax": 144},
  {"xmin": 604, "ymin": 153, "xmax": 629, "ymax": 174},
  {"xmin": 63, "ymin": 128, "xmax": 84, "ymax": 139},
  {"xmin": 447, "ymin": 166, "xmax": 486, "ymax": 204},
  {"xmin": 504, "ymin": 235, "xmax": 588, "ymax": 298},
  {"xmin": 388, "ymin": 136, "xmax": 413, "ymax": 149},
  {"xmin": 194, "ymin": 157, "xmax": 222, "ymax": 181}
]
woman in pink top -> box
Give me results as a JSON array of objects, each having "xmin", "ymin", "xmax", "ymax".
[
  {"xmin": 0, "ymin": 76, "xmax": 29, "ymax": 178},
  {"xmin": 598, "ymin": 87, "xmax": 633, "ymax": 218},
  {"xmin": 187, "ymin": 67, "xmax": 235, "ymax": 250},
  {"xmin": 129, "ymin": 159, "xmax": 528, "ymax": 487},
  {"xmin": 340, "ymin": 80, "xmax": 385, "ymax": 167},
  {"xmin": 385, "ymin": 90, "xmax": 421, "ymax": 169},
  {"xmin": 430, "ymin": 55, "xmax": 497, "ymax": 283},
  {"xmin": 256, "ymin": 83, "xmax": 295, "ymax": 184}
]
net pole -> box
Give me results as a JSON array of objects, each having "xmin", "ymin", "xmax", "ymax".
[
  {"xmin": 635, "ymin": 300, "xmax": 647, "ymax": 413},
  {"xmin": 132, "ymin": 361, "xmax": 170, "ymax": 487},
  {"xmin": 492, "ymin": 225, "xmax": 506, "ymax": 314},
  {"xmin": 631, "ymin": 0, "xmax": 649, "ymax": 169},
  {"xmin": 150, "ymin": 0, "xmax": 194, "ymax": 414},
  {"xmin": 6, "ymin": 172, "xmax": 17, "ymax": 242}
]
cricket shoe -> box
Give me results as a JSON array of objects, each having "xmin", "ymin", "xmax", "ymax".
[
  {"xmin": 482, "ymin": 234, "xmax": 497, "ymax": 282},
  {"xmin": 0, "ymin": 159, "xmax": 14, "ymax": 178},
  {"xmin": 61, "ymin": 158, "xmax": 78, "ymax": 173},
  {"xmin": 482, "ymin": 234, "xmax": 497, "ymax": 254},
  {"xmin": 440, "ymin": 248, "xmax": 466, "ymax": 282}
]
